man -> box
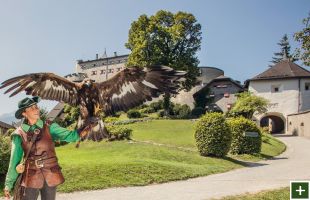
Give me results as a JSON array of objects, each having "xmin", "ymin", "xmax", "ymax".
[{"xmin": 4, "ymin": 96, "xmax": 91, "ymax": 200}]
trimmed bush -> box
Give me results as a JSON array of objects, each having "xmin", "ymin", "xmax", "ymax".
[
  {"xmin": 227, "ymin": 117, "xmax": 262, "ymax": 154},
  {"xmin": 106, "ymin": 126, "xmax": 132, "ymax": 141},
  {"xmin": 0, "ymin": 134, "xmax": 11, "ymax": 175},
  {"xmin": 194, "ymin": 112, "xmax": 231, "ymax": 157},
  {"xmin": 127, "ymin": 109, "xmax": 142, "ymax": 118}
]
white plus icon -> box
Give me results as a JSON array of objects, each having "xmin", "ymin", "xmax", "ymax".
[{"xmin": 296, "ymin": 185, "xmax": 306, "ymax": 196}]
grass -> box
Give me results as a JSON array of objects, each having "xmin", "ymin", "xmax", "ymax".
[
  {"xmin": 56, "ymin": 141, "xmax": 243, "ymax": 192},
  {"xmin": 217, "ymin": 187, "xmax": 290, "ymax": 200},
  {"xmin": 0, "ymin": 119, "xmax": 286, "ymax": 195},
  {"xmin": 125, "ymin": 119, "xmax": 286, "ymax": 162},
  {"xmin": 125, "ymin": 119, "xmax": 196, "ymax": 149}
]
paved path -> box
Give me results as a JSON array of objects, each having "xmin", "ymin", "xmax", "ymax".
[{"xmin": 3, "ymin": 134, "xmax": 310, "ymax": 199}]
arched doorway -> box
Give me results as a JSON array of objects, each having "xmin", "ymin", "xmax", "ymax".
[{"xmin": 260, "ymin": 113, "xmax": 285, "ymax": 134}]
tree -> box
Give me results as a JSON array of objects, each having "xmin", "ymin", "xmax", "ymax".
[
  {"xmin": 294, "ymin": 12, "xmax": 310, "ymax": 66},
  {"xmin": 125, "ymin": 10, "xmax": 202, "ymax": 116},
  {"xmin": 125, "ymin": 10, "xmax": 202, "ymax": 90},
  {"xmin": 270, "ymin": 34, "xmax": 297, "ymax": 66},
  {"xmin": 227, "ymin": 92, "xmax": 269, "ymax": 119}
]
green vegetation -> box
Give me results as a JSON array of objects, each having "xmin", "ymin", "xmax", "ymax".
[
  {"xmin": 126, "ymin": 120, "xmax": 196, "ymax": 149},
  {"xmin": 218, "ymin": 187, "xmax": 289, "ymax": 200},
  {"xmin": 227, "ymin": 92, "xmax": 269, "ymax": 119},
  {"xmin": 56, "ymin": 141, "xmax": 242, "ymax": 192},
  {"xmin": 227, "ymin": 117, "xmax": 262, "ymax": 154},
  {"xmin": 294, "ymin": 12, "xmax": 310, "ymax": 66},
  {"xmin": 0, "ymin": 119, "xmax": 286, "ymax": 195},
  {"xmin": 195, "ymin": 113, "xmax": 231, "ymax": 157},
  {"xmin": 125, "ymin": 10, "xmax": 202, "ymax": 91}
]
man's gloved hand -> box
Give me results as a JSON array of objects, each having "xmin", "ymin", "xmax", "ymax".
[{"xmin": 4, "ymin": 188, "xmax": 11, "ymax": 200}]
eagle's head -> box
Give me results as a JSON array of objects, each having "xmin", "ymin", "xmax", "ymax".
[{"xmin": 82, "ymin": 78, "xmax": 95, "ymax": 88}]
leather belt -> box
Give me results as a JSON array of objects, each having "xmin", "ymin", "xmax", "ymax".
[{"xmin": 27, "ymin": 157, "xmax": 58, "ymax": 169}]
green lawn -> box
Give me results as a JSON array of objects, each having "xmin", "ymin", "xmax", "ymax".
[
  {"xmin": 125, "ymin": 119, "xmax": 286, "ymax": 161},
  {"xmin": 56, "ymin": 141, "xmax": 243, "ymax": 192},
  {"xmin": 218, "ymin": 187, "xmax": 289, "ymax": 200},
  {"xmin": 125, "ymin": 119, "xmax": 196, "ymax": 149},
  {"xmin": 0, "ymin": 119, "xmax": 286, "ymax": 195}
]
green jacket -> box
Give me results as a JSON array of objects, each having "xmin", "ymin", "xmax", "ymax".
[{"xmin": 4, "ymin": 119, "xmax": 80, "ymax": 191}]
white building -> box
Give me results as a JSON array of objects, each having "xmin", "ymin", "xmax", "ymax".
[
  {"xmin": 246, "ymin": 59, "xmax": 310, "ymax": 133},
  {"xmin": 74, "ymin": 52, "xmax": 128, "ymax": 83}
]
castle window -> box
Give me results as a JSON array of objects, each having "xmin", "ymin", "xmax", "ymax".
[
  {"xmin": 305, "ymin": 82, "xmax": 310, "ymax": 91},
  {"xmin": 91, "ymin": 71, "xmax": 97, "ymax": 75},
  {"xmin": 271, "ymin": 85, "xmax": 281, "ymax": 93},
  {"xmin": 100, "ymin": 70, "xmax": 105, "ymax": 74}
]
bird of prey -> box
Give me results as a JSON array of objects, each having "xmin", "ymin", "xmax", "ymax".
[{"xmin": 0, "ymin": 65, "xmax": 185, "ymax": 143}]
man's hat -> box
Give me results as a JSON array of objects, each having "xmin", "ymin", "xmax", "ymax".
[{"xmin": 15, "ymin": 96, "xmax": 41, "ymax": 119}]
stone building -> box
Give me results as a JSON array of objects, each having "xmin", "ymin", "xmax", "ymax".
[
  {"xmin": 192, "ymin": 75, "xmax": 243, "ymax": 112},
  {"xmin": 245, "ymin": 59, "xmax": 310, "ymax": 133},
  {"xmin": 75, "ymin": 52, "xmax": 128, "ymax": 83}
]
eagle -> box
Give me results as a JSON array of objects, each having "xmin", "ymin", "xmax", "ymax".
[{"xmin": 0, "ymin": 66, "xmax": 185, "ymax": 144}]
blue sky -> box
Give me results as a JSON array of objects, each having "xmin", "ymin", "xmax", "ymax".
[{"xmin": 0, "ymin": 0, "xmax": 309, "ymax": 116}]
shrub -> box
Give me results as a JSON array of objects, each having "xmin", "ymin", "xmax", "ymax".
[
  {"xmin": 127, "ymin": 109, "xmax": 142, "ymax": 118},
  {"xmin": 140, "ymin": 107, "xmax": 155, "ymax": 114},
  {"xmin": 191, "ymin": 107, "xmax": 205, "ymax": 118},
  {"xmin": 104, "ymin": 116, "xmax": 119, "ymax": 123},
  {"xmin": 172, "ymin": 104, "xmax": 191, "ymax": 119},
  {"xmin": 194, "ymin": 112, "xmax": 231, "ymax": 157},
  {"xmin": 106, "ymin": 126, "xmax": 132, "ymax": 141},
  {"xmin": 149, "ymin": 100, "xmax": 164, "ymax": 112},
  {"xmin": 157, "ymin": 110, "xmax": 165, "ymax": 118},
  {"xmin": 0, "ymin": 134, "xmax": 11, "ymax": 175},
  {"xmin": 227, "ymin": 117, "xmax": 262, "ymax": 154}
]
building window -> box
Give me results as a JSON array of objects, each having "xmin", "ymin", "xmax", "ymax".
[
  {"xmin": 117, "ymin": 68, "xmax": 121, "ymax": 72},
  {"xmin": 305, "ymin": 83, "xmax": 310, "ymax": 91},
  {"xmin": 108, "ymin": 69, "xmax": 112, "ymax": 73},
  {"xmin": 100, "ymin": 70, "xmax": 105, "ymax": 74},
  {"xmin": 93, "ymin": 64, "xmax": 96, "ymax": 67},
  {"xmin": 91, "ymin": 71, "xmax": 97, "ymax": 75},
  {"xmin": 271, "ymin": 85, "xmax": 281, "ymax": 93}
]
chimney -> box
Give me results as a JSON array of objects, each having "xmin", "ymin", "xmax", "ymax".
[
  {"xmin": 114, "ymin": 52, "xmax": 117, "ymax": 57},
  {"xmin": 96, "ymin": 54, "xmax": 99, "ymax": 60}
]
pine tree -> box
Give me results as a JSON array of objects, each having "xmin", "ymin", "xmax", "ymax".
[{"xmin": 270, "ymin": 34, "xmax": 297, "ymax": 67}]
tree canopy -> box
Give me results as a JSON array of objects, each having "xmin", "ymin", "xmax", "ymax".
[
  {"xmin": 125, "ymin": 10, "xmax": 202, "ymax": 91},
  {"xmin": 294, "ymin": 12, "xmax": 310, "ymax": 66},
  {"xmin": 227, "ymin": 92, "xmax": 269, "ymax": 119}
]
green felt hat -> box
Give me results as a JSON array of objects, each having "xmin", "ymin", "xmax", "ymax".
[{"xmin": 15, "ymin": 96, "xmax": 40, "ymax": 119}]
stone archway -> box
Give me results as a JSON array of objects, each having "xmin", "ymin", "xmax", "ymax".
[{"xmin": 260, "ymin": 113, "xmax": 285, "ymax": 134}]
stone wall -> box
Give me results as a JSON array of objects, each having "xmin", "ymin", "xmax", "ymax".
[{"xmin": 287, "ymin": 110, "xmax": 310, "ymax": 138}]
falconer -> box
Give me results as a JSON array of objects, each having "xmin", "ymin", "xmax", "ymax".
[{"xmin": 4, "ymin": 97, "xmax": 92, "ymax": 200}]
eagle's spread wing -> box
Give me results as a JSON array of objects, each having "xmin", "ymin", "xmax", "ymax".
[
  {"xmin": 96, "ymin": 65, "xmax": 185, "ymax": 115},
  {"xmin": 0, "ymin": 73, "xmax": 80, "ymax": 105}
]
